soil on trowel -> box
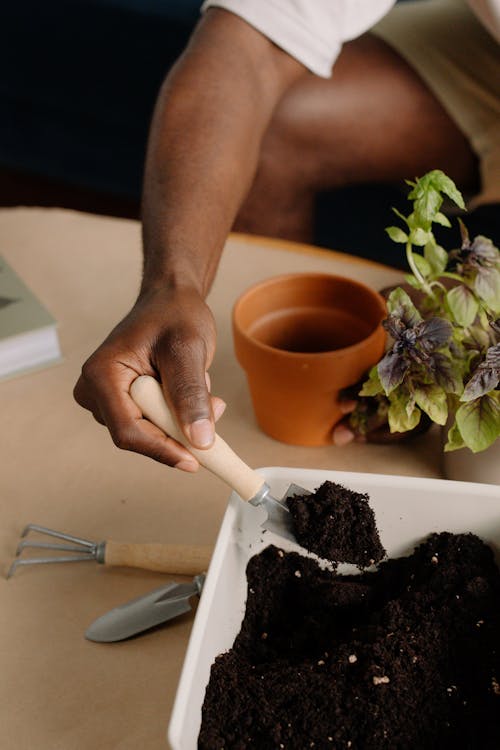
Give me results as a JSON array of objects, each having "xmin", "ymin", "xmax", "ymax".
[
  {"xmin": 199, "ymin": 534, "xmax": 500, "ymax": 749},
  {"xmin": 286, "ymin": 481, "xmax": 386, "ymax": 567}
]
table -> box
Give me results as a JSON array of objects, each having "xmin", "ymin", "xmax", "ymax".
[{"xmin": 0, "ymin": 208, "xmax": 443, "ymax": 749}]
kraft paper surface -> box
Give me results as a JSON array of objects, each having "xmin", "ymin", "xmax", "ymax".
[{"xmin": 0, "ymin": 208, "xmax": 443, "ymax": 749}]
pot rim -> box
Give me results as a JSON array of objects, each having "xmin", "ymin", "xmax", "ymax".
[{"xmin": 232, "ymin": 272, "xmax": 387, "ymax": 360}]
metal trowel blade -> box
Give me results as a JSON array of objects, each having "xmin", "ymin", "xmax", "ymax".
[
  {"xmin": 85, "ymin": 574, "xmax": 205, "ymax": 642},
  {"xmin": 259, "ymin": 483, "xmax": 311, "ymax": 541}
]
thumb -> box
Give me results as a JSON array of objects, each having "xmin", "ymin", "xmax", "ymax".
[{"xmin": 159, "ymin": 339, "xmax": 215, "ymax": 450}]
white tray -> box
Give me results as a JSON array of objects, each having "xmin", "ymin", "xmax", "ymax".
[{"xmin": 168, "ymin": 468, "xmax": 500, "ymax": 750}]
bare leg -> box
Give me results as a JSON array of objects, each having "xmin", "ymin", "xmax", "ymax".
[{"xmin": 234, "ymin": 34, "xmax": 478, "ymax": 242}]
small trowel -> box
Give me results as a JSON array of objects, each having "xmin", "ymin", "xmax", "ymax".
[
  {"xmin": 85, "ymin": 574, "xmax": 205, "ymax": 642},
  {"xmin": 130, "ymin": 376, "xmax": 311, "ymax": 544}
]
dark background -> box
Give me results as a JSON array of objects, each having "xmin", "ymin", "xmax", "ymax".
[{"xmin": 0, "ymin": 1, "xmax": 497, "ymax": 268}]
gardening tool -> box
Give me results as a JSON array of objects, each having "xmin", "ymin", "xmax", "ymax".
[
  {"xmin": 130, "ymin": 376, "xmax": 310, "ymax": 543},
  {"xmin": 85, "ymin": 573, "xmax": 206, "ymax": 642},
  {"xmin": 7, "ymin": 523, "xmax": 212, "ymax": 578}
]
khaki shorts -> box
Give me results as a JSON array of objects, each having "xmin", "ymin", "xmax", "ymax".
[{"xmin": 373, "ymin": 0, "xmax": 500, "ymax": 207}]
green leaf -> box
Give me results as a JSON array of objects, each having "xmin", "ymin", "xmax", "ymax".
[
  {"xmin": 386, "ymin": 287, "xmax": 422, "ymax": 325},
  {"xmin": 424, "ymin": 242, "xmax": 448, "ymax": 275},
  {"xmin": 412, "ymin": 253, "xmax": 432, "ymax": 277},
  {"xmin": 409, "ymin": 228, "xmax": 431, "ymax": 246},
  {"xmin": 433, "ymin": 212, "xmax": 452, "ymax": 228},
  {"xmin": 475, "ymin": 267, "xmax": 500, "ymax": 313},
  {"xmin": 386, "ymin": 226, "xmax": 408, "ymax": 244},
  {"xmin": 412, "ymin": 187, "xmax": 442, "ymax": 226},
  {"xmin": 417, "ymin": 170, "xmax": 465, "ymax": 209},
  {"xmin": 413, "ymin": 384, "xmax": 448, "ymax": 425},
  {"xmin": 456, "ymin": 392, "xmax": 500, "ymax": 452},
  {"xmin": 446, "ymin": 285, "xmax": 479, "ymax": 327},
  {"xmin": 388, "ymin": 393, "xmax": 422, "ymax": 433},
  {"xmin": 359, "ymin": 366, "xmax": 384, "ymax": 397},
  {"xmin": 407, "ymin": 170, "xmax": 465, "ymax": 225},
  {"xmin": 406, "ymin": 212, "xmax": 418, "ymax": 230},
  {"xmin": 465, "ymin": 323, "xmax": 492, "ymax": 351},
  {"xmin": 444, "ymin": 419, "xmax": 466, "ymax": 452},
  {"xmin": 404, "ymin": 274, "xmax": 422, "ymax": 289},
  {"xmin": 405, "ymin": 392, "xmax": 416, "ymax": 417}
]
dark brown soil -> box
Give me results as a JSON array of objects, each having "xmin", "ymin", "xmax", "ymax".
[
  {"xmin": 199, "ymin": 534, "xmax": 500, "ymax": 749},
  {"xmin": 287, "ymin": 481, "xmax": 385, "ymax": 567}
]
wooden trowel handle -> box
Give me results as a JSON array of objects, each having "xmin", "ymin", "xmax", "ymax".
[
  {"xmin": 103, "ymin": 541, "xmax": 212, "ymax": 575},
  {"xmin": 130, "ymin": 375, "xmax": 265, "ymax": 501}
]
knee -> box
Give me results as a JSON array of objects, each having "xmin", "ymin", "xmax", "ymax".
[
  {"xmin": 252, "ymin": 111, "xmax": 309, "ymax": 197},
  {"xmin": 251, "ymin": 72, "xmax": 357, "ymax": 194},
  {"xmin": 234, "ymin": 106, "xmax": 314, "ymax": 237}
]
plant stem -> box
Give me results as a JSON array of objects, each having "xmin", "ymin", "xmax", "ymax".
[
  {"xmin": 406, "ymin": 241, "xmax": 435, "ymax": 299},
  {"xmin": 406, "ymin": 242, "xmax": 424, "ymax": 284},
  {"xmin": 441, "ymin": 271, "xmax": 467, "ymax": 283}
]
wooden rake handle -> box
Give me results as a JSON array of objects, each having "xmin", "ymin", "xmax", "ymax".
[
  {"xmin": 103, "ymin": 541, "xmax": 212, "ymax": 576},
  {"xmin": 130, "ymin": 375, "xmax": 265, "ymax": 501}
]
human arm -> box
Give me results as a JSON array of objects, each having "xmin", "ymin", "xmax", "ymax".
[{"xmin": 73, "ymin": 9, "xmax": 305, "ymax": 469}]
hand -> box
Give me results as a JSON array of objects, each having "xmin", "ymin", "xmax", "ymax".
[
  {"xmin": 332, "ymin": 384, "xmax": 431, "ymax": 446},
  {"xmin": 332, "ymin": 398, "xmax": 363, "ymax": 447},
  {"xmin": 331, "ymin": 385, "xmax": 389, "ymax": 447},
  {"xmin": 333, "ymin": 282, "xmax": 426, "ymax": 447},
  {"xmin": 74, "ymin": 286, "xmax": 226, "ymax": 471}
]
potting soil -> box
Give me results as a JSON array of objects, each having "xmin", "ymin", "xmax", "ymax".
[
  {"xmin": 286, "ymin": 481, "xmax": 386, "ymax": 567},
  {"xmin": 199, "ymin": 533, "xmax": 500, "ymax": 749}
]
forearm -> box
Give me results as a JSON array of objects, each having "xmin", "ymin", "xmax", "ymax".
[
  {"xmin": 141, "ymin": 8, "xmax": 304, "ymax": 297},
  {"xmin": 75, "ymin": 12, "xmax": 305, "ymax": 461}
]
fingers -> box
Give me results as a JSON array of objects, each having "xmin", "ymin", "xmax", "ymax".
[
  {"xmin": 331, "ymin": 395, "xmax": 359, "ymax": 445},
  {"xmin": 212, "ymin": 396, "xmax": 226, "ymax": 422},
  {"xmin": 75, "ymin": 350, "xmax": 226, "ymax": 470},
  {"xmin": 74, "ymin": 288, "xmax": 224, "ymax": 469},
  {"xmin": 332, "ymin": 422, "xmax": 356, "ymax": 447},
  {"xmin": 73, "ymin": 377, "xmax": 106, "ymax": 425},
  {"xmin": 75, "ymin": 361, "xmax": 200, "ymax": 471},
  {"xmin": 339, "ymin": 399, "xmax": 358, "ymax": 415}
]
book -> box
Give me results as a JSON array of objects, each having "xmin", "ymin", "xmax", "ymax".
[{"xmin": 0, "ymin": 255, "xmax": 62, "ymax": 380}]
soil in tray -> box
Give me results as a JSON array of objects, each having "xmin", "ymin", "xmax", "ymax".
[
  {"xmin": 286, "ymin": 481, "xmax": 385, "ymax": 567},
  {"xmin": 199, "ymin": 534, "xmax": 500, "ymax": 749}
]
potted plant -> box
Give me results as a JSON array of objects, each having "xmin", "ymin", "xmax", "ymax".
[{"xmin": 349, "ymin": 170, "xmax": 500, "ymax": 483}]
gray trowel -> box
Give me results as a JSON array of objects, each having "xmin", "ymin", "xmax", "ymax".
[
  {"xmin": 130, "ymin": 376, "xmax": 310, "ymax": 544},
  {"xmin": 85, "ymin": 574, "xmax": 205, "ymax": 642}
]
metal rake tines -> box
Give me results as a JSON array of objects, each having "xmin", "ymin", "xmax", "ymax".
[{"xmin": 7, "ymin": 524, "xmax": 105, "ymax": 578}]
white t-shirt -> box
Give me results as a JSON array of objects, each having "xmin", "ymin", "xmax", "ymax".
[{"xmin": 201, "ymin": 0, "xmax": 500, "ymax": 77}]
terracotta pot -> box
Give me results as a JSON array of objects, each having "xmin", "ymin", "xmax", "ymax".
[{"xmin": 232, "ymin": 273, "xmax": 387, "ymax": 446}]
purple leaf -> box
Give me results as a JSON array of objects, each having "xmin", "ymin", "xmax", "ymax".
[
  {"xmin": 416, "ymin": 318, "xmax": 453, "ymax": 352},
  {"xmin": 430, "ymin": 352, "xmax": 463, "ymax": 394},
  {"xmin": 462, "ymin": 344, "xmax": 500, "ymax": 401},
  {"xmin": 383, "ymin": 315, "xmax": 405, "ymax": 341},
  {"xmin": 470, "ymin": 235, "xmax": 499, "ymax": 265},
  {"xmin": 377, "ymin": 350, "xmax": 410, "ymax": 395}
]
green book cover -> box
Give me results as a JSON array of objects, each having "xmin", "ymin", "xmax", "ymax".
[
  {"xmin": 0, "ymin": 256, "xmax": 55, "ymax": 337},
  {"xmin": 0, "ymin": 255, "xmax": 61, "ymax": 379}
]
